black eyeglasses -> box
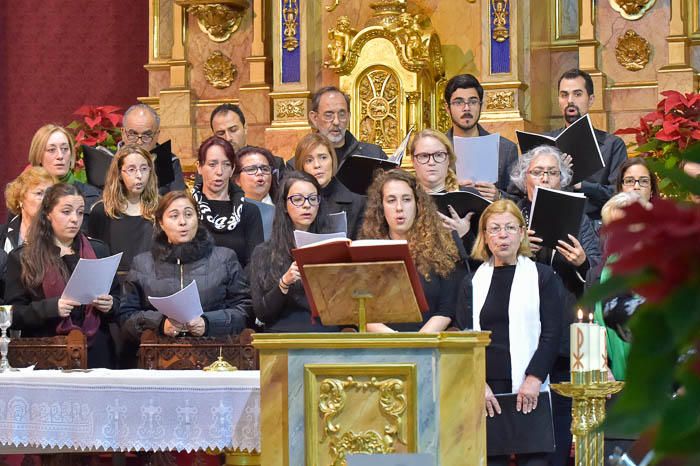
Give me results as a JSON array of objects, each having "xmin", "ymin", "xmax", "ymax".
[
  {"xmin": 450, "ymin": 98, "xmax": 481, "ymax": 109},
  {"xmin": 241, "ymin": 164, "xmax": 272, "ymax": 176},
  {"xmin": 124, "ymin": 130, "xmax": 155, "ymax": 144},
  {"xmin": 622, "ymin": 176, "xmax": 651, "ymax": 188},
  {"xmin": 287, "ymin": 194, "xmax": 321, "ymax": 207},
  {"xmin": 528, "ymin": 169, "xmax": 561, "ymax": 178},
  {"xmin": 413, "ymin": 151, "xmax": 448, "ymax": 164}
]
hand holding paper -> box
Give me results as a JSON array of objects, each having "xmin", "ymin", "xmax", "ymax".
[
  {"xmin": 148, "ymin": 281, "xmax": 203, "ymax": 324},
  {"xmin": 61, "ymin": 253, "xmax": 122, "ymax": 305}
]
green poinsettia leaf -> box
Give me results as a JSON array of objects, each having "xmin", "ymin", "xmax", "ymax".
[
  {"xmin": 655, "ymin": 377, "xmax": 700, "ymax": 455},
  {"xmin": 659, "ymin": 177, "xmax": 672, "ymax": 190},
  {"xmin": 680, "ymin": 142, "xmax": 700, "ymax": 163},
  {"xmin": 579, "ymin": 271, "xmax": 652, "ymax": 309},
  {"xmin": 662, "ymin": 285, "xmax": 700, "ymax": 347},
  {"xmin": 637, "ymin": 140, "xmax": 659, "ymax": 152},
  {"xmin": 66, "ymin": 121, "xmax": 81, "ymax": 130}
]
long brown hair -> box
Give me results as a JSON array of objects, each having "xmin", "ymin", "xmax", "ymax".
[
  {"xmin": 293, "ymin": 133, "xmax": 339, "ymax": 175},
  {"xmin": 21, "ymin": 183, "xmax": 84, "ymax": 290},
  {"xmin": 102, "ymin": 145, "xmax": 159, "ymax": 220},
  {"xmin": 360, "ymin": 169, "xmax": 458, "ymax": 279}
]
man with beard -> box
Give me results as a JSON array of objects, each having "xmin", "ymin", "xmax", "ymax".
[
  {"xmin": 550, "ymin": 69, "xmax": 628, "ymax": 221},
  {"xmin": 288, "ymin": 86, "xmax": 387, "ymax": 168},
  {"xmin": 444, "ymin": 74, "xmax": 518, "ymax": 201}
]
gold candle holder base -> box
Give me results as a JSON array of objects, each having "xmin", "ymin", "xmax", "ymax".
[{"xmin": 552, "ymin": 374, "xmax": 624, "ymax": 466}]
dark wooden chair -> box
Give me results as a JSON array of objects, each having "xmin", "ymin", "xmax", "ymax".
[
  {"xmin": 137, "ymin": 328, "xmax": 259, "ymax": 370},
  {"xmin": 8, "ymin": 329, "xmax": 88, "ymax": 369}
]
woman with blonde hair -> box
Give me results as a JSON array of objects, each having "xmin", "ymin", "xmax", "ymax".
[
  {"xmin": 360, "ymin": 169, "xmax": 463, "ymax": 332},
  {"xmin": 27, "ymin": 124, "xmax": 101, "ymax": 226},
  {"xmin": 294, "ymin": 132, "xmax": 366, "ymax": 238},
  {"xmin": 456, "ymin": 199, "xmax": 563, "ymax": 466},
  {"xmin": 88, "ymin": 145, "xmax": 159, "ymax": 274},
  {"xmin": 1, "ymin": 167, "xmax": 56, "ymax": 253}
]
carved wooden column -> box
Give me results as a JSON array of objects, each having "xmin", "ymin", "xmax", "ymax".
[
  {"xmin": 657, "ymin": 0, "xmax": 698, "ymax": 95},
  {"xmin": 479, "ymin": 0, "xmax": 526, "ymax": 140},
  {"xmin": 577, "ymin": 0, "xmax": 607, "ymax": 130},
  {"xmin": 265, "ymin": 0, "xmax": 321, "ymax": 159}
]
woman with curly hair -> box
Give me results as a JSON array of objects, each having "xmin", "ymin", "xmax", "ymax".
[
  {"xmin": 360, "ymin": 169, "xmax": 464, "ymax": 332},
  {"xmin": 88, "ymin": 145, "xmax": 159, "ymax": 274}
]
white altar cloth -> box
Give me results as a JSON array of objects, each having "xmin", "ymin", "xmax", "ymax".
[{"xmin": 0, "ymin": 369, "xmax": 260, "ymax": 452}]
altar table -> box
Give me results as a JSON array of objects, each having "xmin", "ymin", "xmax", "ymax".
[{"xmin": 0, "ymin": 369, "xmax": 260, "ymax": 453}]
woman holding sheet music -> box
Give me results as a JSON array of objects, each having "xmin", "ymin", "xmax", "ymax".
[
  {"xmin": 88, "ymin": 145, "xmax": 158, "ymax": 275},
  {"xmin": 360, "ymin": 169, "xmax": 463, "ymax": 332},
  {"xmin": 5, "ymin": 183, "xmax": 119, "ymax": 368},
  {"xmin": 455, "ymin": 199, "xmax": 562, "ymax": 466},
  {"xmin": 249, "ymin": 171, "xmax": 341, "ymax": 333},
  {"xmin": 294, "ymin": 133, "xmax": 366, "ymax": 239},
  {"xmin": 510, "ymin": 144, "xmax": 601, "ymax": 466},
  {"xmin": 118, "ymin": 191, "xmax": 252, "ymax": 346}
]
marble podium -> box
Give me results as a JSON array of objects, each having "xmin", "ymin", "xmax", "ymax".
[{"xmin": 253, "ymin": 331, "xmax": 490, "ymax": 466}]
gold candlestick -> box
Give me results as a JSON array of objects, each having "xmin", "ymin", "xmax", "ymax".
[{"xmin": 552, "ymin": 373, "xmax": 624, "ymax": 466}]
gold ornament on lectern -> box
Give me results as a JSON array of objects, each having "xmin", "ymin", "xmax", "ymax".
[
  {"xmin": 181, "ymin": 0, "xmax": 249, "ymax": 42},
  {"xmin": 491, "ymin": 0, "xmax": 510, "ymax": 42},
  {"xmin": 609, "ymin": 0, "xmax": 656, "ymax": 21},
  {"xmin": 615, "ymin": 30, "xmax": 651, "ymax": 71},
  {"xmin": 204, "ymin": 51, "xmax": 238, "ymax": 88}
]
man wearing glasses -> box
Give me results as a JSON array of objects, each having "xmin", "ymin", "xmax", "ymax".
[
  {"xmin": 289, "ymin": 86, "xmax": 386, "ymax": 168},
  {"xmin": 120, "ymin": 104, "xmax": 186, "ymax": 194},
  {"xmin": 550, "ymin": 69, "xmax": 628, "ymax": 221},
  {"xmin": 444, "ymin": 74, "xmax": 518, "ymax": 201}
]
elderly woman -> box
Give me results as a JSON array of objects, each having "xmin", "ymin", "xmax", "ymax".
[
  {"xmin": 456, "ymin": 199, "xmax": 563, "ymax": 466},
  {"xmin": 360, "ymin": 169, "xmax": 464, "ymax": 332},
  {"xmin": 192, "ymin": 136, "xmax": 264, "ymax": 268},
  {"xmin": 615, "ymin": 157, "xmax": 658, "ymax": 203},
  {"xmin": 118, "ymin": 191, "xmax": 252, "ymax": 345},
  {"xmin": 249, "ymin": 171, "xmax": 340, "ymax": 332},
  {"xmin": 5, "ymin": 183, "xmax": 119, "ymax": 368},
  {"xmin": 27, "ymin": 124, "xmax": 101, "ymax": 226},
  {"xmin": 295, "ymin": 133, "xmax": 366, "ymax": 239},
  {"xmin": 88, "ymin": 145, "xmax": 158, "ymax": 274},
  {"xmin": 2, "ymin": 167, "xmax": 56, "ymax": 253},
  {"xmin": 510, "ymin": 144, "xmax": 601, "ymax": 466}
]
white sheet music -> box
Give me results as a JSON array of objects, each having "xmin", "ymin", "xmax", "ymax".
[
  {"xmin": 294, "ymin": 230, "xmax": 348, "ymax": 248},
  {"xmin": 453, "ymin": 133, "xmax": 500, "ymax": 183},
  {"xmin": 148, "ymin": 280, "xmax": 204, "ymax": 324},
  {"xmin": 61, "ymin": 253, "xmax": 122, "ymax": 304}
]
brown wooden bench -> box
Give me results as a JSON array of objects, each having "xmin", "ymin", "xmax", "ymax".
[{"xmin": 8, "ymin": 329, "xmax": 87, "ymax": 369}]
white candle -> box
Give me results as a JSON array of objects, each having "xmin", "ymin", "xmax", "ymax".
[
  {"xmin": 600, "ymin": 326, "xmax": 608, "ymax": 373},
  {"xmin": 588, "ymin": 316, "xmax": 601, "ymax": 371},
  {"xmin": 570, "ymin": 309, "xmax": 589, "ymax": 372}
]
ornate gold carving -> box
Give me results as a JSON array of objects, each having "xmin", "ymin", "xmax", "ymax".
[
  {"xmin": 325, "ymin": 16, "xmax": 356, "ymax": 69},
  {"xmin": 282, "ymin": 0, "xmax": 299, "ymax": 52},
  {"xmin": 325, "ymin": 0, "xmax": 342, "ymax": 12},
  {"xmin": 491, "ymin": 0, "xmax": 510, "ymax": 42},
  {"xmin": 184, "ymin": 1, "xmax": 249, "ymax": 42},
  {"xmin": 486, "ymin": 90, "xmax": 515, "ymax": 110},
  {"xmin": 609, "ymin": 0, "xmax": 656, "ymax": 21},
  {"xmin": 359, "ymin": 67, "xmax": 400, "ymax": 149},
  {"xmin": 274, "ymin": 99, "xmax": 306, "ymax": 121},
  {"xmin": 319, "ymin": 376, "xmax": 407, "ymax": 465},
  {"xmin": 203, "ymin": 51, "xmax": 238, "ymax": 88},
  {"xmin": 615, "ymin": 30, "xmax": 651, "ymax": 71}
]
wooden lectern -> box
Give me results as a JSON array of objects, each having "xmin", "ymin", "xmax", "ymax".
[{"xmin": 253, "ymin": 259, "xmax": 491, "ymax": 465}]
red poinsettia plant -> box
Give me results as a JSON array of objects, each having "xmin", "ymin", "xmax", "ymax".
[
  {"xmin": 66, "ymin": 105, "xmax": 123, "ymax": 179},
  {"xmin": 615, "ymin": 90, "xmax": 700, "ymax": 197}
]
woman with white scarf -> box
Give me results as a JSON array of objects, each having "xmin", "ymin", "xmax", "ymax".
[{"xmin": 455, "ymin": 199, "xmax": 563, "ymax": 466}]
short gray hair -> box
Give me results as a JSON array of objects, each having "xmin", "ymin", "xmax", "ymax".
[
  {"xmin": 510, "ymin": 145, "xmax": 572, "ymax": 192},
  {"xmin": 123, "ymin": 103, "xmax": 160, "ymax": 129}
]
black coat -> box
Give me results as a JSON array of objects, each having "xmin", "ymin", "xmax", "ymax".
[
  {"xmin": 5, "ymin": 237, "xmax": 119, "ymax": 368},
  {"xmin": 74, "ymin": 181, "xmax": 102, "ymax": 232},
  {"xmin": 118, "ymin": 227, "xmax": 253, "ymax": 343},
  {"xmin": 249, "ymin": 241, "xmax": 340, "ymax": 333},
  {"xmin": 456, "ymin": 261, "xmax": 563, "ymax": 383},
  {"xmin": 547, "ymin": 127, "xmax": 628, "ymax": 220},
  {"xmin": 0, "ymin": 215, "xmax": 21, "ymax": 254},
  {"xmin": 321, "ymin": 177, "xmax": 367, "ymax": 240}
]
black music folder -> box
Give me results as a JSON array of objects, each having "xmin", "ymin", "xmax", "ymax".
[
  {"xmin": 430, "ymin": 190, "xmax": 491, "ymax": 232},
  {"xmin": 516, "ymin": 114, "xmax": 605, "ymax": 185},
  {"xmin": 150, "ymin": 140, "xmax": 176, "ymax": 188},
  {"xmin": 82, "ymin": 145, "xmax": 113, "ymax": 189},
  {"xmin": 335, "ymin": 155, "xmax": 399, "ymax": 195},
  {"xmin": 487, "ymin": 391, "xmax": 556, "ymax": 456},
  {"xmin": 529, "ymin": 186, "xmax": 586, "ymax": 249}
]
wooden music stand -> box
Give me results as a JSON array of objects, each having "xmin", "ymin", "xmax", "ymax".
[{"xmin": 302, "ymin": 260, "xmax": 423, "ymax": 332}]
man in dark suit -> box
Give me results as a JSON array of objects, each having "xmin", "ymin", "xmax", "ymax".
[
  {"xmin": 549, "ymin": 69, "xmax": 628, "ymax": 221},
  {"xmin": 210, "ymin": 103, "xmax": 287, "ymax": 181},
  {"xmin": 443, "ymin": 74, "xmax": 518, "ymax": 201},
  {"xmin": 120, "ymin": 103, "xmax": 186, "ymax": 194},
  {"xmin": 287, "ymin": 86, "xmax": 387, "ymax": 169}
]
